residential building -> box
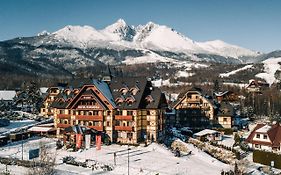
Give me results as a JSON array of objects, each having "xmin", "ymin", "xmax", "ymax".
[
  {"xmin": 245, "ymin": 79, "xmax": 269, "ymax": 93},
  {"xmin": 173, "ymin": 87, "xmax": 215, "ymax": 130},
  {"xmin": 246, "ymin": 123, "xmax": 281, "ymax": 151},
  {"xmin": 216, "ymin": 102, "xmax": 234, "ymax": 128}
]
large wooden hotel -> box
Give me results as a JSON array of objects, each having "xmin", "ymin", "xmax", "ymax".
[{"xmin": 41, "ymin": 77, "xmax": 168, "ymax": 144}]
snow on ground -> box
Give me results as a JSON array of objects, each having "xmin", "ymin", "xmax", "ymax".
[
  {"xmin": 152, "ymin": 79, "xmax": 171, "ymax": 87},
  {"xmin": 57, "ymin": 142, "xmax": 231, "ymax": 175},
  {"xmin": 122, "ymin": 51, "xmax": 176, "ymax": 65},
  {"xmin": 0, "ymin": 120, "xmax": 36, "ymax": 134},
  {"xmin": 175, "ymin": 71, "xmax": 195, "ymax": 78},
  {"xmin": 222, "ymin": 82, "xmax": 247, "ymax": 89},
  {"xmin": 220, "ymin": 64, "xmax": 253, "ymax": 78},
  {"xmin": 0, "ymin": 137, "xmax": 231, "ymax": 175},
  {"xmin": 221, "ymin": 135, "xmax": 235, "ymax": 147},
  {"xmin": 256, "ymin": 57, "xmax": 281, "ymax": 85},
  {"xmin": 0, "ymin": 90, "xmax": 16, "ymax": 101}
]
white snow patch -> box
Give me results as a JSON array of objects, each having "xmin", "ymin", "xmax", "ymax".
[
  {"xmin": 0, "ymin": 90, "xmax": 16, "ymax": 101},
  {"xmin": 176, "ymin": 70, "xmax": 195, "ymax": 77},
  {"xmin": 256, "ymin": 57, "xmax": 281, "ymax": 85},
  {"xmin": 220, "ymin": 65, "xmax": 253, "ymax": 78}
]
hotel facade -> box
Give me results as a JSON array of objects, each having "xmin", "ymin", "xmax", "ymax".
[{"xmin": 42, "ymin": 77, "xmax": 167, "ymax": 144}]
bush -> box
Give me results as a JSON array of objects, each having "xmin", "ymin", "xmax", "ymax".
[{"xmin": 253, "ymin": 150, "xmax": 281, "ymax": 169}]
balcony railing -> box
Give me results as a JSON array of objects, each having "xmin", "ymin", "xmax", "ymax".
[
  {"xmin": 75, "ymin": 115, "xmax": 103, "ymax": 121},
  {"xmin": 57, "ymin": 114, "xmax": 71, "ymax": 119},
  {"xmin": 57, "ymin": 123, "xmax": 71, "ymax": 128},
  {"xmin": 115, "ymin": 115, "xmax": 133, "ymax": 120},
  {"xmin": 114, "ymin": 126, "xmax": 134, "ymax": 131},
  {"xmin": 88, "ymin": 125, "xmax": 103, "ymax": 131},
  {"xmin": 186, "ymin": 99, "xmax": 201, "ymax": 103}
]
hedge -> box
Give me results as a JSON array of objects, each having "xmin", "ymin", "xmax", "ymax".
[{"xmin": 253, "ymin": 150, "xmax": 281, "ymax": 169}]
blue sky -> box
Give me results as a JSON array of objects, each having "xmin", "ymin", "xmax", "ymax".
[{"xmin": 0, "ymin": 0, "xmax": 280, "ymax": 52}]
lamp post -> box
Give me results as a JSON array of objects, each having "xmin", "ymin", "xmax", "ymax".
[
  {"xmin": 21, "ymin": 130, "xmax": 24, "ymax": 160},
  {"xmin": 128, "ymin": 135, "xmax": 132, "ymax": 175}
]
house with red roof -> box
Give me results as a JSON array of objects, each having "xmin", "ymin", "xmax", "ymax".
[{"xmin": 246, "ymin": 123, "xmax": 281, "ymax": 151}]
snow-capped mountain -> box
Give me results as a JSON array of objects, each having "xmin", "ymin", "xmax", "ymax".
[
  {"xmin": 1, "ymin": 18, "xmax": 275, "ymax": 81},
  {"xmin": 50, "ymin": 19, "xmax": 258, "ymax": 59}
]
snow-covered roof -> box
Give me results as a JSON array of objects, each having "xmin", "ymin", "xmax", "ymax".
[
  {"xmin": 28, "ymin": 126, "xmax": 55, "ymax": 132},
  {"xmin": 40, "ymin": 87, "xmax": 49, "ymax": 94},
  {"xmin": 256, "ymin": 125, "xmax": 271, "ymax": 133},
  {"xmin": 194, "ymin": 129, "xmax": 219, "ymax": 137},
  {"xmin": 0, "ymin": 90, "xmax": 16, "ymax": 101}
]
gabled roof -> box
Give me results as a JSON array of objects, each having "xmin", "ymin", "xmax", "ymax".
[
  {"xmin": 66, "ymin": 81, "xmax": 116, "ymax": 110},
  {"xmin": 109, "ymin": 77, "xmax": 147, "ymax": 109},
  {"xmin": 246, "ymin": 123, "xmax": 281, "ymax": 148},
  {"xmin": 109, "ymin": 77, "xmax": 166, "ymax": 109},
  {"xmin": 217, "ymin": 102, "xmax": 234, "ymax": 117},
  {"xmin": 92, "ymin": 79, "xmax": 116, "ymax": 108},
  {"xmin": 173, "ymin": 87, "xmax": 213, "ymax": 109}
]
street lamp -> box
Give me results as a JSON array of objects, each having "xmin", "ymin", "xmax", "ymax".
[{"xmin": 128, "ymin": 135, "xmax": 132, "ymax": 175}]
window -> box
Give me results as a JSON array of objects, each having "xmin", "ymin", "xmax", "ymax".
[
  {"xmin": 116, "ymin": 110, "xmax": 122, "ymax": 115},
  {"xmin": 256, "ymin": 134, "xmax": 260, "ymax": 138},
  {"xmin": 94, "ymin": 121, "xmax": 99, "ymax": 126},
  {"xmin": 127, "ymin": 133, "xmax": 133, "ymax": 140},
  {"xmin": 263, "ymin": 135, "xmax": 268, "ymax": 139},
  {"xmin": 223, "ymin": 118, "xmax": 227, "ymax": 122},
  {"xmin": 127, "ymin": 111, "xmax": 133, "ymax": 116},
  {"xmin": 147, "ymin": 110, "xmax": 150, "ymax": 115}
]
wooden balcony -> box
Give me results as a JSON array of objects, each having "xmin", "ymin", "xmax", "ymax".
[
  {"xmin": 75, "ymin": 115, "xmax": 103, "ymax": 121},
  {"xmin": 88, "ymin": 125, "xmax": 103, "ymax": 131},
  {"xmin": 115, "ymin": 115, "xmax": 133, "ymax": 120},
  {"xmin": 57, "ymin": 114, "xmax": 71, "ymax": 119},
  {"xmin": 57, "ymin": 123, "xmax": 71, "ymax": 128},
  {"xmin": 186, "ymin": 99, "xmax": 201, "ymax": 103},
  {"xmin": 114, "ymin": 126, "xmax": 134, "ymax": 131}
]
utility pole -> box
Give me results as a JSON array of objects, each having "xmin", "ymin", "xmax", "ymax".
[
  {"xmin": 128, "ymin": 144, "xmax": 130, "ymax": 175},
  {"xmin": 128, "ymin": 136, "xmax": 132, "ymax": 175},
  {"xmin": 21, "ymin": 130, "xmax": 24, "ymax": 160}
]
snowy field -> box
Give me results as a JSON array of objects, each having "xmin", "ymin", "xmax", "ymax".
[
  {"xmin": 0, "ymin": 137, "xmax": 232, "ymax": 175},
  {"xmin": 0, "ymin": 120, "xmax": 36, "ymax": 134}
]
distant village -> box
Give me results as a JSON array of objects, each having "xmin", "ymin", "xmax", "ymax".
[{"xmin": 1, "ymin": 74, "xmax": 281, "ymax": 174}]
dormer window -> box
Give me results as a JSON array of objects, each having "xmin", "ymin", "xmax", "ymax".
[
  {"xmin": 119, "ymin": 87, "xmax": 129, "ymax": 95},
  {"xmin": 145, "ymin": 95, "xmax": 154, "ymax": 103},
  {"xmin": 126, "ymin": 96, "xmax": 135, "ymax": 105},
  {"xmin": 115, "ymin": 97, "xmax": 124, "ymax": 106},
  {"xmin": 130, "ymin": 86, "xmax": 139, "ymax": 95},
  {"xmin": 73, "ymin": 89, "xmax": 79, "ymax": 95},
  {"xmin": 263, "ymin": 134, "xmax": 268, "ymax": 139}
]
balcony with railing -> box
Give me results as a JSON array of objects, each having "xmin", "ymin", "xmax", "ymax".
[
  {"xmin": 57, "ymin": 114, "xmax": 71, "ymax": 119},
  {"xmin": 88, "ymin": 125, "xmax": 103, "ymax": 131},
  {"xmin": 75, "ymin": 115, "xmax": 103, "ymax": 121},
  {"xmin": 186, "ymin": 98, "xmax": 201, "ymax": 103},
  {"xmin": 115, "ymin": 115, "xmax": 133, "ymax": 121},
  {"xmin": 57, "ymin": 123, "xmax": 71, "ymax": 128},
  {"xmin": 114, "ymin": 126, "xmax": 134, "ymax": 131}
]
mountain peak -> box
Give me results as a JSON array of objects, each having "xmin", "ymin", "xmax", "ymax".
[
  {"xmin": 105, "ymin": 18, "xmax": 128, "ymax": 31},
  {"xmin": 103, "ymin": 18, "xmax": 135, "ymax": 41},
  {"xmin": 116, "ymin": 18, "xmax": 126, "ymax": 26}
]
